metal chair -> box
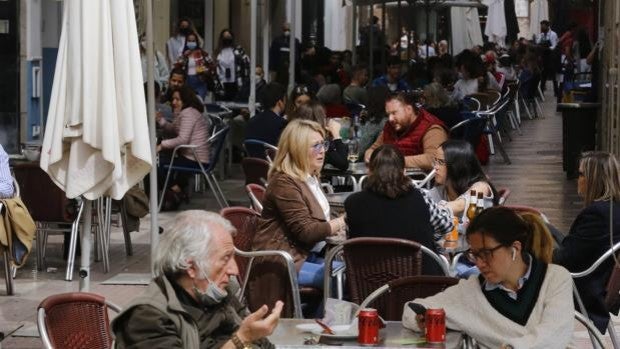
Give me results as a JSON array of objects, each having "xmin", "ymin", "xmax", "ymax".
[
  {"xmin": 245, "ymin": 184, "xmax": 266, "ymax": 213},
  {"xmin": 571, "ymin": 241, "xmax": 620, "ymax": 349},
  {"xmin": 37, "ymin": 292, "xmax": 121, "ymax": 349},
  {"xmin": 574, "ymin": 311, "xmax": 607, "ymax": 348},
  {"xmin": 243, "ymin": 139, "xmax": 278, "ymax": 163},
  {"xmin": 504, "ymin": 205, "xmax": 551, "ymax": 224},
  {"xmin": 449, "ymin": 114, "xmax": 487, "ymax": 150},
  {"xmin": 12, "ymin": 163, "xmax": 86, "ymax": 281},
  {"xmin": 220, "ymin": 207, "xmax": 303, "ymax": 318},
  {"xmin": 358, "ymin": 275, "xmax": 459, "ymax": 321},
  {"xmin": 159, "ymin": 126, "xmax": 230, "ymax": 210},
  {"xmin": 497, "ymin": 188, "xmax": 511, "ymax": 205},
  {"xmin": 476, "ymin": 98, "xmax": 512, "ymax": 164},
  {"xmin": 0, "ymin": 176, "xmax": 21, "ymax": 295},
  {"xmin": 241, "ymin": 157, "xmax": 270, "ymax": 186},
  {"xmin": 323, "ymin": 237, "xmax": 450, "ymax": 312}
]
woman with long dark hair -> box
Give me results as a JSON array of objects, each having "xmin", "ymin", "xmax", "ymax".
[
  {"xmin": 215, "ymin": 29, "xmax": 250, "ymax": 101},
  {"xmin": 284, "ymin": 84, "xmax": 316, "ymax": 117},
  {"xmin": 554, "ymin": 151, "xmax": 620, "ymax": 333},
  {"xmin": 156, "ymin": 86, "xmax": 209, "ymax": 209},
  {"xmin": 429, "ymin": 139, "xmax": 498, "ymax": 217},
  {"xmin": 403, "ymin": 207, "xmax": 574, "ymax": 348},
  {"xmin": 345, "ymin": 145, "xmax": 454, "ymax": 274}
]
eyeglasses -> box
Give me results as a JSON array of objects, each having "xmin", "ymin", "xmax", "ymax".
[
  {"xmin": 311, "ymin": 140, "xmax": 330, "ymax": 154},
  {"xmin": 578, "ymin": 171, "xmax": 585, "ymax": 177},
  {"xmin": 433, "ymin": 157, "xmax": 446, "ymax": 167},
  {"xmin": 465, "ymin": 245, "xmax": 505, "ymax": 263}
]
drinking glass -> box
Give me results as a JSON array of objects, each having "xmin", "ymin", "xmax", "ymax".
[{"xmin": 347, "ymin": 139, "xmax": 359, "ymax": 163}]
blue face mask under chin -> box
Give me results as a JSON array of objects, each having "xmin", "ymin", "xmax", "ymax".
[{"xmin": 193, "ymin": 271, "xmax": 228, "ymax": 306}]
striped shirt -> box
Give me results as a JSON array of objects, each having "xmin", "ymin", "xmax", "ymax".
[
  {"xmin": 159, "ymin": 107, "xmax": 210, "ymax": 163},
  {"xmin": 0, "ymin": 144, "xmax": 14, "ymax": 198},
  {"xmin": 421, "ymin": 190, "xmax": 454, "ymax": 243}
]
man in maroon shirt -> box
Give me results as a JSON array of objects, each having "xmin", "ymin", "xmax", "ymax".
[{"xmin": 364, "ymin": 92, "xmax": 447, "ymax": 170}]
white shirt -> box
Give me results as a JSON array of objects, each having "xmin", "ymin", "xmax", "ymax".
[
  {"xmin": 166, "ymin": 35, "xmax": 185, "ymax": 65},
  {"xmin": 305, "ymin": 175, "xmax": 330, "ymax": 252},
  {"xmin": 535, "ymin": 30, "xmax": 558, "ymax": 50},
  {"xmin": 451, "ymin": 78, "xmax": 479, "ymax": 101},
  {"xmin": 418, "ymin": 45, "xmax": 436, "ymax": 59},
  {"xmin": 217, "ymin": 47, "xmax": 236, "ymax": 83}
]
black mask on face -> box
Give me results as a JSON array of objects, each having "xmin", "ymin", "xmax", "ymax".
[
  {"xmin": 180, "ymin": 27, "xmax": 191, "ymax": 36},
  {"xmin": 222, "ymin": 38, "xmax": 233, "ymax": 47}
]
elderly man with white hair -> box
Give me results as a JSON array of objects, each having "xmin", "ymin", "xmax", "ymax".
[{"xmin": 112, "ymin": 210, "xmax": 283, "ymax": 348}]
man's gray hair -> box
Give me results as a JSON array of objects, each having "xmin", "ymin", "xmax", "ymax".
[{"xmin": 154, "ymin": 210, "xmax": 236, "ymax": 277}]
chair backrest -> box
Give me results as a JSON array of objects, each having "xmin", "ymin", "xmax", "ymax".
[
  {"xmin": 12, "ymin": 162, "xmax": 69, "ymax": 222},
  {"xmin": 205, "ymin": 126, "xmax": 230, "ymax": 171},
  {"xmin": 241, "ymin": 157, "xmax": 270, "ymax": 186},
  {"xmin": 220, "ymin": 206, "xmax": 260, "ymax": 278},
  {"xmin": 498, "ymin": 188, "xmax": 511, "ymax": 205},
  {"xmin": 504, "ymin": 205, "xmax": 550, "ymax": 224},
  {"xmin": 341, "ymin": 237, "xmax": 423, "ymax": 307},
  {"xmin": 359, "ymin": 276, "xmax": 459, "ymax": 321},
  {"xmin": 245, "ymin": 184, "xmax": 266, "ymax": 213},
  {"xmin": 243, "ymin": 139, "xmax": 278, "ymax": 160},
  {"xmin": 466, "ymin": 92, "xmax": 496, "ymax": 110},
  {"xmin": 37, "ymin": 292, "xmax": 120, "ymax": 349},
  {"xmin": 449, "ymin": 114, "xmax": 486, "ymax": 149}
]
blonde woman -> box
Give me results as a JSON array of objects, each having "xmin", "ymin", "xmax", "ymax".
[
  {"xmin": 553, "ymin": 151, "xmax": 620, "ymax": 333},
  {"xmin": 251, "ymin": 119, "xmax": 346, "ymax": 288}
]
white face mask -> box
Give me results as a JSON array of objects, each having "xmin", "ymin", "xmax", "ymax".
[
  {"xmin": 283, "ymin": 30, "xmax": 290, "ymax": 37},
  {"xmin": 192, "ymin": 269, "xmax": 228, "ymax": 306}
]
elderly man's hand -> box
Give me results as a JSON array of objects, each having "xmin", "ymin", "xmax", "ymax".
[{"xmin": 236, "ymin": 301, "xmax": 284, "ymax": 343}]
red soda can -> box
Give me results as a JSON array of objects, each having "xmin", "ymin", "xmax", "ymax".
[
  {"xmin": 425, "ymin": 308, "xmax": 446, "ymax": 343},
  {"xmin": 358, "ymin": 308, "xmax": 381, "ymax": 345}
]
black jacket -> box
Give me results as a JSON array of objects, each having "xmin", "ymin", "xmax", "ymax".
[
  {"xmin": 244, "ymin": 110, "xmax": 286, "ymax": 158},
  {"xmin": 553, "ymin": 200, "xmax": 620, "ymax": 332},
  {"xmin": 344, "ymin": 188, "xmax": 442, "ymax": 275}
]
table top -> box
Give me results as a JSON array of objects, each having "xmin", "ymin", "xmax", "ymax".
[
  {"xmin": 323, "ymin": 163, "xmax": 425, "ymax": 178},
  {"xmin": 269, "ymin": 319, "xmax": 465, "ymax": 348}
]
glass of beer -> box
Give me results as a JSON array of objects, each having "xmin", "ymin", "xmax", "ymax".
[{"xmin": 347, "ymin": 139, "xmax": 359, "ymax": 163}]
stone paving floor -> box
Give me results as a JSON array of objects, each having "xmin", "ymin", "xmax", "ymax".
[{"xmin": 0, "ymin": 88, "xmax": 613, "ymax": 348}]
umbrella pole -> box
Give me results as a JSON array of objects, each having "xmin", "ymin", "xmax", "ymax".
[
  {"xmin": 79, "ymin": 199, "xmax": 92, "ymax": 292},
  {"xmin": 146, "ymin": 0, "xmax": 158, "ymax": 277}
]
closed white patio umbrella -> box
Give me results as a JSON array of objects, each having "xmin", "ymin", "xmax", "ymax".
[
  {"xmin": 529, "ymin": 0, "xmax": 549, "ymax": 39},
  {"xmin": 41, "ymin": 0, "xmax": 152, "ymax": 290},
  {"xmin": 483, "ymin": 0, "xmax": 507, "ymax": 46}
]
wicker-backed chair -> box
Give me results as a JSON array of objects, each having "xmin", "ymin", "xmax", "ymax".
[
  {"xmin": 358, "ymin": 276, "xmax": 459, "ymax": 321},
  {"xmin": 245, "ymin": 184, "xmax": 266, "ymax": 213},
  {"xmin": 220, "ymin": 206, "xmax": 304, "ymax": 318},
  {"xmin": 322, "ymin": 238, "xmax": 427, "ymax": 315},
  {"xmin": 241, "ymin": 157, "xmax": 270, "ymax": 186},
  {"xmin": 37, "ymin": 292, "xmax": 121, "ymax": 349},
  {"xmin": 12, "ymin": 162, "xmax": 85, "ymax": 281}
]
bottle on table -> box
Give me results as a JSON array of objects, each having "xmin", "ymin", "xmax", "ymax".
[{"xmin": 466, "ymin": 190, "xmax": 477, "ymax": 221}]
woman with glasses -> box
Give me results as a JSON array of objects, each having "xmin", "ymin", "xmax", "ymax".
[
  {"xmin": 289, "ymin": 101, "xmax": 349, "ymax": 171},
  {"xmin": 345, "ymin": 145, "xmax": 453, "ymax": 274},
  {"xmin": 251, "ymin": 120, "xmax": 346, "ymax": 294},
  {"xmin": 429, "ymin": 140, "xmax": 498, "ymax": 217},
  {"xmin": 403, "ymin": 207, "xmax": 573, "ymax": 348},
  {"xmin": 285, "ymin": 84, "xmax": 315, "ymax": 117},
  {"xmin": 553, "ymin": 151, "xmax": 620, "ymax": 333}
]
